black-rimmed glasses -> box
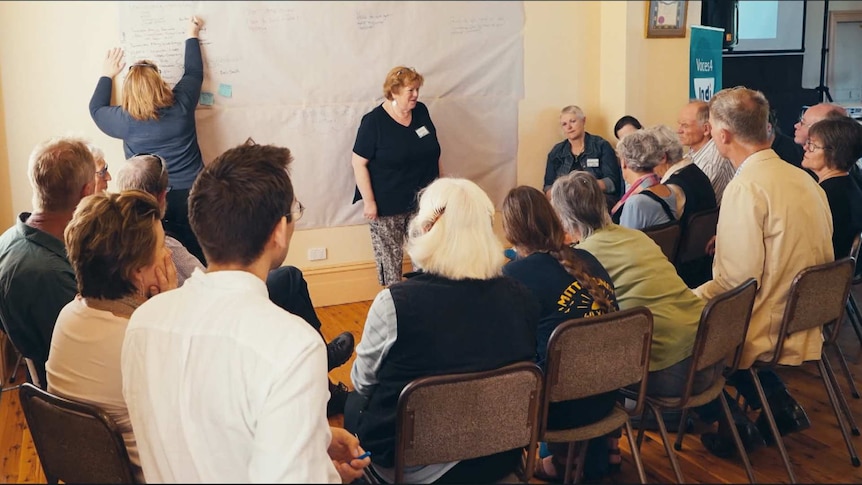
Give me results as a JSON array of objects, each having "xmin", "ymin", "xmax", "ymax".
[{"xmin": 803, "ymin": 140, "xmax": 831, "ymax": 152}]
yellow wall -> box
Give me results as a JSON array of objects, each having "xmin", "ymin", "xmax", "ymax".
[{"xmin": 0, "ymin": 1, "xmax": 702, "ymax": 304}]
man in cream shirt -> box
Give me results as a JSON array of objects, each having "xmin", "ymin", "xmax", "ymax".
[
  {"xmin": 694, "ymin": 87, "xmax": 833, "ymax": 456},
  {"xmin": 122, "ymin": 143, "xmax": 370, "ymax": 483}
]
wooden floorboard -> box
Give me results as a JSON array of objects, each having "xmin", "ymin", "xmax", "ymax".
[{"xmin": 4, "ymin": 296, "xmax": 862, "ymax": 483}]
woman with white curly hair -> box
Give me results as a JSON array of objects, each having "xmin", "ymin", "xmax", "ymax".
[{"xmin": 345, "ymin": 177, "xmax": 539, "ymax": 484}]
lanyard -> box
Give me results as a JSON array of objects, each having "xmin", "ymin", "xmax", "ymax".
[{"xmin": 611, "ymin": 173, "xmax": 659, "ymax": 215}]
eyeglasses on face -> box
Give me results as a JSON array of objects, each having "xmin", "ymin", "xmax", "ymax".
[
  {"xmin": 803, "ymin": 139, "xmax": 831, "ymax": 152},
  {"xmin": 286, "ymin": 199, "xmax": 305, "ymax": 223},
  {"xmin": 95, "ymin": 164, "xmax": 109, "ymax": 178},
  {"xmin": 131, "ymin": 153, "xmax": 172, "ymax": 192}
]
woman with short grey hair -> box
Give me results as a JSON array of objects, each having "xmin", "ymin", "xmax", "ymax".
[{"xmin": 611, "ymin": 129, "xmax": 679, "ymax": 230}]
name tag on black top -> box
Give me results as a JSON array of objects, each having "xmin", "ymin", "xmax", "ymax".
[{"xmin": 415, "ymin": 126, "xmax": 430, "ymax": 138}]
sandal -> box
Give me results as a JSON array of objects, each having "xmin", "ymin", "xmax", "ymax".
[{"xmin": 534, "ymin": 455, "xmax": 562, "ymax": 482}]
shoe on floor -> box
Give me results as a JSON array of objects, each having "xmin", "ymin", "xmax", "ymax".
[
  {"xmin": 701, "ymin": 414, "xmax": 766, "ymax": 458},
  {"xmin": 327, "ymin": 332, "xmax": 355, "ymax": 371},
  {"xmin": 756, "ymin": 389, "xmax": 811, "ymax": 444},
  {"xmin": 327, "ymin": 381, "xmax": 349, "ymax": 417}
]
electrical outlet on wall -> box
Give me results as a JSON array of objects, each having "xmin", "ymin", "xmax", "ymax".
[{"xmin": 307, "ymin": 247, "xmax": 327, "ymax": 261}]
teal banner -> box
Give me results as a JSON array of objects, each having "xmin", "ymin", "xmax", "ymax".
[{"xmin": 689, "ymin": 25, "xmax": 724, "ymax": 101}]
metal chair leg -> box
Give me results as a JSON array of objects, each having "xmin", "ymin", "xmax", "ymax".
[
  {"xmin": 674, "ymin": 408, "xmax": 689, "ymax": 451},
  {"xmin": 635, "ymin": 406, "xmax": 648, "ymax": 451},
  {"xmin": 624, "ymin": 418, "xmax": 648, "ymax": 484},
  {"xmin": 848, "ymin": 295, "xmax": 862, "ymax": 346},
  {"xmin": 825, "ymin": 348, "xmax": 861, "ymax": 434},
  {"xmin": 571, "ymin": 440, "xmax": 589, "ymax": 484},
  {"xmin": 719, "ymin": 391, "xmax": 756, "ymax": 483},
  {"xmin": 750, "ymin": 368, "xmax": 797, "ymax": 483},
  {"xmin": 563, "ymin": 441, "xmax": 576, "ymax": 484},
  {"xmin": 650, "ymin": 403, "xmax": 685, "ymax": 483},
  {"xmin": 832, "ymin": 342, "xmax": 861, "ymax": 399},
  {"xmin": 819, "ymin": 358, "xmax": 861, "ymax": 467},
  {"xmin": 9, "ymin": 353, "xmax": 21, "ymax": 383}
]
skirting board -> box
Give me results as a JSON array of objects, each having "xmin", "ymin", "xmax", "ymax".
[{"xmin": 301, "ymin": 259, "xmax": 413, "ymax": 308}]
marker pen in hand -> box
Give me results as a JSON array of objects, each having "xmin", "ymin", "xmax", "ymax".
[{"xmin": 351, "ymin": 450, "xmax": 371, "ymax": 468}]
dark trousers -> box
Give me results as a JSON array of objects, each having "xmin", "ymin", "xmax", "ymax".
[
  {"xmin": 265, "ymin": 266, "xmax": 323, "ymax": 335},
  {"xmin": 695, "ymin": 369, "xmax": 787, "ymax": 423},
  {"xmin": 164, "ymin": 188, "xmax": 206, "ymax": 266}
]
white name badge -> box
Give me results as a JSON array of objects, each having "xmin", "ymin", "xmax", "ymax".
[
  {"xmin": 586, "ymin": 158, "xmax": 600, "ymax": 168},
  {"xmin": 416, "ymin": 126, "xmax": 430, "ymax": 138}
]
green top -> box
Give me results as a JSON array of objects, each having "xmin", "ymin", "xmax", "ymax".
[{"xmin": 577, "ymin": 224, "xmax": 703, "ymax": 371}]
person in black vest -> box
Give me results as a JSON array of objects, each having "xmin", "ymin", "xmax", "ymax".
[
  {"xmin": 345, "ymin": 178, "xmax": 539, "ymax": 484},
  {"xmin": 350, "ymin": 66, "xmax": 441, "ymax": 287}
]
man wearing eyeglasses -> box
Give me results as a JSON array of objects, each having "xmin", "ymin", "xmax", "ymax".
[
  {"xmin": 0, "ymin": 137, "xmax": 95, "ymax": 387},
  {"xmin": 122, "ymin": 143, "xmax": 370, "ymax": 483},
  {"xmin": 794, "ymin": 102, "xmax": 848, "ymax": 147},
  {"xmin": 87, "ymin": 143, "xmax": 112, "ymax": 193}
]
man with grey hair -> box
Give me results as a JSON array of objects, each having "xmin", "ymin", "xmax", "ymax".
[
  {"xmin": 114, "ymin": 154, "xmax": 204, "ymax": 286},
  {"xmin": 0, "ymin": 137, "xmax": 96, "ymax": 386},
  {"xmin": 694, "ymin": 87, "xmax": 834, "ymax": 457},
  {"xmin": 676, "ymin": 100, "xmax": 735, "ymax": 204}
]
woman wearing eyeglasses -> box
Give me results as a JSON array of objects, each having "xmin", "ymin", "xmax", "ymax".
[
  {"xmin": 351, "ymin": 66, "xmax": 441, "ymax": 287},
  {"xmin": 89, "ymin": 16, "xmax": 206, "ymax": 265},
  {"xmin": 802, "ymin": 116, "xmax": 862, "ymax": 258}
]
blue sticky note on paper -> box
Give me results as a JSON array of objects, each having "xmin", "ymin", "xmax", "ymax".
[
  {"xmin": 199, "ymin": 92, "xmax": 214, "ymax": 106},
  {"xmin": 218, "ymin": 83, "xmax": 232, "ymax": 98}
]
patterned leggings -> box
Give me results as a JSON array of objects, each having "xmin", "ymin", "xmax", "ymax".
[{"xmin": 369, "ymin": 213, "xmax": 412, "ymax": 286}]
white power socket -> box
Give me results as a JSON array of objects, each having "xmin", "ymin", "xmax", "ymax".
[{"xmin": 307, "ymin": 247, "xmax": 327, "ymax": 261}]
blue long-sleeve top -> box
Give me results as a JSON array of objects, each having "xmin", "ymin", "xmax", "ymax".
[{"xmin": 89, "ymin": 38, "xmax": 204, "ymax": 190}]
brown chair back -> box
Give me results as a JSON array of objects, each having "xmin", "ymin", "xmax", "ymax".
[
  {"xmin": 18, "ymin": 383, "xmax": 136, "ymax": 484},
  {"xmin": 679, "ymin": 278, "xmax": 757, "ymax": 407},
  {"xmin": 394, "ymin": 361, "xmax": 543, "ymax": 483},
  {"xmin": 771, "ymin": 257, "xmax": 855, "ymax": 364},
  {"xmin": 675, "ymin": 206, "xmax": 719, "ymax": 264},
  {"xmin": 850, "ymin": 232, "xmax": 862, "ymax": 285},
  {"xmin": 541, "ymin": 306, "xmax": 653, "ymax": 434},
  {"xmin": 643, "ymin": 221, "xmax": 682, "ymax": 262}
]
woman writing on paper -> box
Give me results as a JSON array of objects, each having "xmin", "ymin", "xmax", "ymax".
[
  {"xmin": 89, "ymin": 16, "xmax": 206, "ymax": 264},
  {"xmin": 351, "ymin": 66, "xmax": 441, "ymax": 287}
]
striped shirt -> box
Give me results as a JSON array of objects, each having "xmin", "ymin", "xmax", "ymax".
[{"xmin": 689, "ymin": 139, "xmax": 735, "ymax": 205}]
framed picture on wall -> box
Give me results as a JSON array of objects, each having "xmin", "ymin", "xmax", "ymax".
[{"xmin": 645, "ymin": 0, "xmax": 688, "ymax": 38}]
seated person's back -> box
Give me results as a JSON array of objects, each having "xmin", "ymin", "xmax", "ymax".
[{"xmin": 347, "ymin": 178, "xmax": 539, "ymax": 484}]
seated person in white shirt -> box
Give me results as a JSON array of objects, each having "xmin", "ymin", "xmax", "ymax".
[
  {"xmin": 47, "ymin": 190, "xmax": 178, "ymax": 483},
  {"xmin": 121, "ymin": 142, "xmax": 370, "ymax": 483},
  {"xmin": 115, "ymin": 154, "xmax": 357, "ymax": 415}
]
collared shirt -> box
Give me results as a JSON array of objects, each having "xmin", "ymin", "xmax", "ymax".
[
  {"xmin": 122, "ymin": 269, "xmax": 340, "ymax": 483},
  {"xmin": 0, "ymin": 213, "xmax": 76, "ymax": 379},
  {"xmin": 689, "ymin": 139, "xmax": 735, "ymax": 205}
]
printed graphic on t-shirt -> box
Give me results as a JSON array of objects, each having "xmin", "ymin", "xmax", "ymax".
[{"xmin": 556, "ymin": 278, "xmax": 614, "ymax": 316}]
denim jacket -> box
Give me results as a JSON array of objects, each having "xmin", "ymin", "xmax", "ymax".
[{"xmin": 543, "ymin": 132, "xmax": 622, "ymax": 200}]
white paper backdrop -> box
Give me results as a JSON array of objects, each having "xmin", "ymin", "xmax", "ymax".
[{"xmin": 119, "ymin": 1, "xmax": 524, "ymax": 229}]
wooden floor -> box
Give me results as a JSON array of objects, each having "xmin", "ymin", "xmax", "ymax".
[{"xmin": 4, "ymin": 297, "xmax": 862, "ymax": 483}]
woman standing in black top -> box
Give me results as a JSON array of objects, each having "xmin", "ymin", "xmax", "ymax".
[{"xmin": 351, "ymin": 66, "xmax": 441, "ymax": 286}]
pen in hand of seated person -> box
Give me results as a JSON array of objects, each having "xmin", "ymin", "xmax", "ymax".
[{"xmin": 351, "ymin": 450, "xmax": 371, "ymax": 468}]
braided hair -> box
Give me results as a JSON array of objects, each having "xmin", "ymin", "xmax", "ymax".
[{"xmin": 502, "ymin": 186, "xmax": 615, "ymax": 314}]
